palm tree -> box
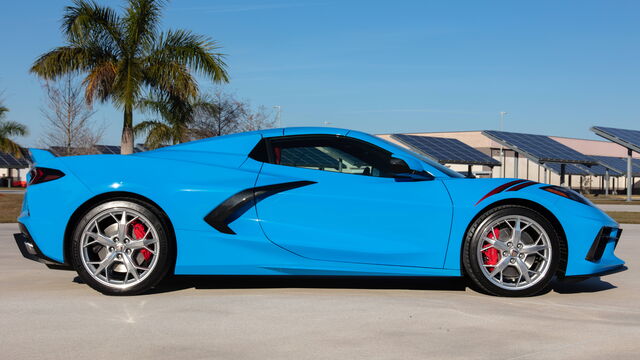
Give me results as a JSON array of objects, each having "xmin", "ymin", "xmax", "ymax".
[
  {"xmin": 30, "ymin": 0, "xmax": 229, "ymax": 154},
  {"xmin": 134, "ymin": 93, "xmax": 208, "ymax": 149},
  {"xmin": 0, "ymin": 103, "xmax": 28, "ymax": 157}
]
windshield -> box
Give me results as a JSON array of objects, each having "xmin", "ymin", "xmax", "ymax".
[{"xmin": 376, "ymin": 137, "xmax": 464, "ymax": 178}]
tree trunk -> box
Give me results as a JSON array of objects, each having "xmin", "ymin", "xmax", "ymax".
[{"xmin": 121, "ymin": 104, "xmax": 134, "ymax": 154}]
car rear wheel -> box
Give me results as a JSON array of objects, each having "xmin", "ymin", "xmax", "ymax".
[
  {"xmin": 71, "ymin": 200, "xmax": 171, "ymax": 295},
  {"xmin": 463, "ymin": 205, "xmax": 560, "ymax": 297}
]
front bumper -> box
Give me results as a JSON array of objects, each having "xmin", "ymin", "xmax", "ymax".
[
  {"xmin": 586, "ymin": 226, "xmax": 622, "ymax": 262},
  {"xmin": 14, "ymin": 223, "xmax": 71, "ymax": 270}
]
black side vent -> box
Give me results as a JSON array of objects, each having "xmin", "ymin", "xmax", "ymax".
[{"xmin": 204, "ymin": 181, "xmax": 316, "ymax": 234}]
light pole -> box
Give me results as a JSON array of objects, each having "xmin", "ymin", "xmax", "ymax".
[
  {"xmin": 499, "ymin": 111, "xmax": 508, "ymax": 132},
  {"xmin": 273, "ymin": 106, "xmax": 282, "ymax": 128},
  {"xmin": 499, "ymin": 112, "xmax": 508, "ymax": 177}
]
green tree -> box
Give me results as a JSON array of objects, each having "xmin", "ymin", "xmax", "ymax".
[
  {"xmin": 30, "ymin": 0, "xmax": 229, "ymax": 154},
  {"xmin": 0, "ymin": 103, "xmax": 28, "ymax": 157},
  {"xmin": 134, "ymin": 93, "xmax": 210, "ymax": 149}
]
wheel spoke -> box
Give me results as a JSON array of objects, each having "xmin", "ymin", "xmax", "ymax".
[
  {"xmin": 122, "ymin": 253, "xmax": 140, "ymax": 281},
  {"xmin": 128, "ymin": 236, "xmax": 157, "ymax": 250},
  {"xmin": 93, "ymin": 252, "xmax": 117, "ymax": 276},
  {"xmin": 85, "ymin": 232, "xmax": 115, "ymax": 248},
  {"xmin": 515, "ymin": 258, "xmax": 532, "ymax": 284},
  {"xmin": 512, "ymin": 217, "xmax": 522, "ymax": 243},
  {"xmin": 484, "ymin": 237, "xmax": 509, "ymax": 251},
  {"xmin": 521, "ymin": 244, "xmax": 547, "ymax": 255},
  {"xmin": 489, "ymin": 257, "xmax": 510, "ymax": 278},
  {"xmin": 117, "ymin": 210, "xmax": 127, "ymax": 241}
]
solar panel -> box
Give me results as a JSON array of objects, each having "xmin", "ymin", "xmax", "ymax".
[
  {"xmin": 591, "ymin": 155, "xmax": 640, "ymax": 176},
  {"xmin": 94, "ymin": 145, "xmax": 121, "ymax": 154},
  {"xmin": 280, "ymin": 147, "xmax": 340, "ymax": 169},
  {"xmin": 391, "ymin": 134, "xmax": 501, "ymax": 166},
  {"xmin": 544, "ymin": 163, "xmax": 590, "ymax": 176},
  {"xmin": 0, "ymin": 151, "xmax": 30, "ymax": 168},
  {"xmin": 578, "ymin": 163, "xmax": 622, "ymax": 177},
  {"xmin": 49, "ymin": 146, "xmax": 96, "ymax": 156},
  {"xmin": 482, "ymin": 130, "xmax": 597, "ymax": 165},
  {"xmin": 591, "ymin": 126, "xmax": 640, "ymax": 153},
  {"xmin": 49, "ymin": 144, "xmax": 143, "ymax": 156},
  {"xmin": 543, "ymin": 162, "xmax": 622, "ymax": 176}
]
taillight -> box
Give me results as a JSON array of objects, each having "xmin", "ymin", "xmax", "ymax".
[{"xmin": 28, "ymin": 167, "xmax": 65, "ymax": 185}]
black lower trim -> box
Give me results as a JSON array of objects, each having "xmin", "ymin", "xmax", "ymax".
[
  {"xmin": 585, "ymin": 227, "xmax": 622, "ymax": 262},
  {"xmin": 562, "ymin": 265, "xmax": 627, "ymax": 281},
  {"xmin": 14, "ymin": 224, "xmax": 70, "ymax": 269},
  {"xmin": 204, "ymin": 181, "xmax": 316, "ymax": 235}
]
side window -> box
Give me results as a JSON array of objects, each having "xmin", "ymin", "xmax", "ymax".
[{"xmin": 267, "ymin": 136, "xmax": 394, "ymax": 177}]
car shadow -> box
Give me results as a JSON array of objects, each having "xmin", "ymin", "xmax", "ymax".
[
  {"xmin": 147, "ymin": 275, "xmax": 469, "ymax": 295},
  {"xmin": 551, "ymin": 277, "xmax": 618, "ymax": 294},
  {"xmin": 72, "ymin": 274, "xmax": 618, "ymax": 295}
]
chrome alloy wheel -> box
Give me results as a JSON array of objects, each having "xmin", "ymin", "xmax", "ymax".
[
  {"xmin": 79, "ymin": 208, "xmax": 160, "ymax": 289},
  {"xmin": 476, "ymin": 215, "xmax": 552, "ymax": 290}
]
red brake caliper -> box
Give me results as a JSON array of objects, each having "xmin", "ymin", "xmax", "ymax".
[
  {"xmin": 132, "ymin": 221, "xmax": 152, "ymax": 261},
  {"xmin": 482, "ymin": 228, "xmax": 501, "ymax": 271}
]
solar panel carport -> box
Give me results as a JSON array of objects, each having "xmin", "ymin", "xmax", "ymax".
[
  {"xmin": 390, "ymin": 134, "xmax": 501, "ymax": 177},
  {"xmin": 482, "ymin": 130, "xmax": 597, "ymax": 186},
  {"xmin": 591, "ymin": 126, "xmax": 640, "ymax": 201}
]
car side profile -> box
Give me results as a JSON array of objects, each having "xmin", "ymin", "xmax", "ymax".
[{"xmin": 14, "ymin": 127, "xmax": 625, "ymax": 296}]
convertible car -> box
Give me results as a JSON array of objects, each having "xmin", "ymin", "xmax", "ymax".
[{"xmin": 14, "ymin": 127, "xmax": 625, "ymax": 296}]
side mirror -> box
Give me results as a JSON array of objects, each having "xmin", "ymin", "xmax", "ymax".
[{"xmin": 389, "ymin": 157, "xmax": 412, "ymax": 174}]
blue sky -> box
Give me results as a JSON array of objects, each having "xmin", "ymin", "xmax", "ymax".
[{"xmin": 1, "ymin": 0, "xmax": 638, "ymax": 147}]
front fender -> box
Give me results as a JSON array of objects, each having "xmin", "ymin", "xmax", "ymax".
[{"xmin": 441, "ymin": 178, "xmax": 623, "ymax": 276}]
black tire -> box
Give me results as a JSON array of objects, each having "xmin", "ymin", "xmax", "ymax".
[
  {"xmin": 462, "ymin": 205, "xmax": 560, "ymax": 297},
  {"xmin": 71, "ymin": 199, "xmax": 172, "ymax": 295}
]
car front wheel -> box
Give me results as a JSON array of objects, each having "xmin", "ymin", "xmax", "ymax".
[{"xmin": 463, "ymin": 205, "xmax": 560, "ymax": 297}]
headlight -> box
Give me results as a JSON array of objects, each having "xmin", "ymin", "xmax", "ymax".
[{"xmin": 541, "ymin": 185, "xmax": 594, "ymax": 206}]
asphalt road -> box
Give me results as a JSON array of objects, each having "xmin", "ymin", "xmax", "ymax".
[{"xmin": 1, "ymin": 223, "xmax": 638, "ymax": 360}]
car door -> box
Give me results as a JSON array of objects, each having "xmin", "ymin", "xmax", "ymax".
[{"xmin": 253, "ymin": 134, "xmax": 453, "ymax": 268}]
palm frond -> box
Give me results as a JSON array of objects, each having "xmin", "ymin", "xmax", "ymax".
[
  {"xmin": 133, "ymin": 120, "xmax": 164, "ymax": 135},
  {"xmin": 30, "ymin": 45, "xmax": 115, "ymax": 80},
  {"xmin": 110, "ymin": 58, "xmax": 145, "ymax": 107},
  {"xmin": 138, "ymin": 93, "xmax": 194, "ymax": 125},
  {"xmin": 63, "ymin": 0, "xmax": 124, "ymax": 51},
  {"xmin": 82, "ymin": 60, "xmax": 117, "ymax": 104},
  {"xmin": 148, "ymin": 30, "xmax": 229, "ymax": 83},
  {"xmin": 143, "ymin": 60, "xmax": 198, "ymax": 101},
  {"xmin": 0, "ymin": 120, "xmax": 28, "ymax": 137},
  {"xmin": 0, "ymin": 137, "xmax": 23, "ymax": 157},
  {"xmin": 143, "ymin": 122, "xmax": 173, "ymax": 149},
  {"xmin": 124, "ymin": 0, "xmax": 164, "ymax": 54},
  {"xmin": 0, "ymin": 105, "xmax": 8, "ymax": 120}
]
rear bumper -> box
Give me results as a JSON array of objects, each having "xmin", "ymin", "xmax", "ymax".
[{"xmin": 14, "ymin": 223, "xmax": 71, "ymax": 270}]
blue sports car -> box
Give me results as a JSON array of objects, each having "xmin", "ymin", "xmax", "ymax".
[{"xmin": 14, "ymin": 127, "xmax": 625, "ymax": 296}]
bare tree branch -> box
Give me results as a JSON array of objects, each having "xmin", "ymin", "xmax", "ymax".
[
  {"xmin": 40, "ymin": 75, "xmax": 104, "ymax": 155},
  {"xmin": 190, "ymin": 91, "xmax": 275, "ymax": 140}
]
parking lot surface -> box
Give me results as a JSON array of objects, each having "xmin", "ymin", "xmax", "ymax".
[{"xmin": 1, "ymin": 223, "xmax": 638, "ymax": 359}]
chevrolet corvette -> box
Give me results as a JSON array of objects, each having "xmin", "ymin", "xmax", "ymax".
[{"xmin": 14, "ymin": 127, "xmax": 625, "ymax": 296}]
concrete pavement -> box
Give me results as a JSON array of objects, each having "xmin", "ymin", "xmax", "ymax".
[
  {"xmin": 597, "ymin": 204, "xmax": 640, "ymax": 212},
  {"xmin": 1, "ymin": 223, "xmax": 638, "ymax": 359}
]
